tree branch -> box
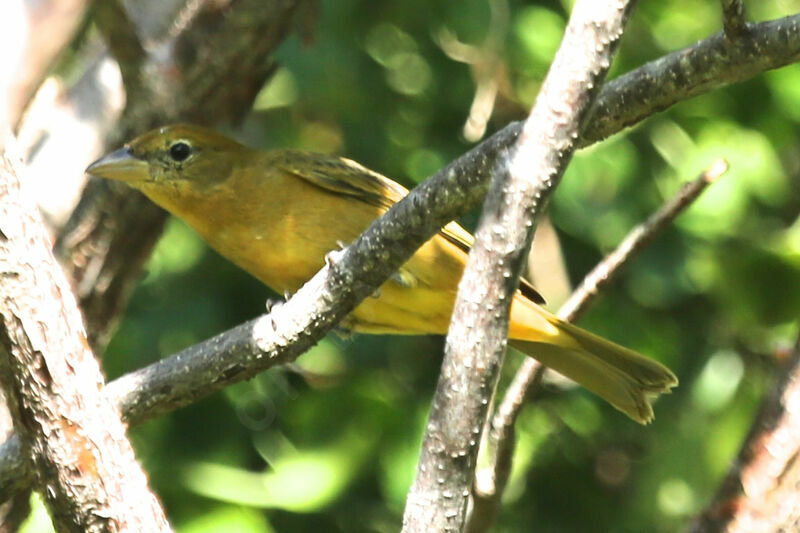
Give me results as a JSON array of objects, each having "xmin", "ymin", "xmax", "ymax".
[
  {"xmin": 687, "ymin": 331, "xmax": 800, "ymax": 533},
  {"xmin": 1, "ymin": 0, "xmax": 92, "ymax": 128},
  {"xmin": 466, "ymin": 160, "xmax": 729, "ymax": 533},
  {"xmin": 0, "ymin": 391, "xmax": 28, "ymax": 533},
  {"xmin": 560, "ymin": 160, "xmax": 728, "ymax": 320},
  {"xmin": 93, "ymin": 0, "xmax": 147, "ymax": 99},
  {"xmin": 720, "ymin": 0, "xmax": 748, "ymax": 39},
  {"xmin": 0, "ymin": 138, "xmax": 170, "ymax": 531},
  {"xmin": 584, "ymin": 13, "xmax": 799, "ymax": 147},
  {"xmin": 401, "ymin": 1, "xmax": 637, "ymax": 531}
]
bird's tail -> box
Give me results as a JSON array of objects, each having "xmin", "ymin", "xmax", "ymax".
[{"xmin": 509, "ymin": 302, "xmax": 677, "ymax": 424}]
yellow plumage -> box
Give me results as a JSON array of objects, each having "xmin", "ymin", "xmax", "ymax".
[{"xmin": 87, "ymin": 124, "xmax": 677, "ymax": 423}]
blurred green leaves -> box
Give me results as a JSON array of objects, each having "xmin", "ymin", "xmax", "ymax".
[
  {"xmin": 666, "ymin": 121, "xmax": 788, "ymax": 238},
  {"xmin": 181, "ymin": 507, "xmax": 275, "ymax": 533},
  {"xmin": 143, "ymin": 218, "xmax": 206, "ymax": 282},
  {"xmin": 253, "ymin": 68, "xmax": 299, "ymax": 112},
  {"xmin": 183, "ymin": 424, "xmax": 374, "ymax": 512},
  {"xmin": 513, "ymin": 6, "xmax": 564, "ymax": 70},
  {"xmin": 366, "ymin": 24, "xmax": 432, "ymax": 96}
]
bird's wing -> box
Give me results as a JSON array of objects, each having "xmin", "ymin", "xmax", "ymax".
[
  {"xmin": 277, "ymin": 150, "xmax": 545, "ymax": 304},
  {"xmin": 275, "ymin": 150, "xmax": 408, "ymax": 210}
]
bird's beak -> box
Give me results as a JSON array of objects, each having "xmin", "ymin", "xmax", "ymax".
[{"xmin": 85, "ymin": 147, "xmax": 149, "ymax": 182}]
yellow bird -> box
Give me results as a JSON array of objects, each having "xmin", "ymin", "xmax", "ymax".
[{"xmin": 87, "ymin": 124, "xmax": 677, "ymax": 423}]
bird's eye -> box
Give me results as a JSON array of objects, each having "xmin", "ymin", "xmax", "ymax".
[{"xmin": 169, "ymin": 141, "xmax": 192, "ymax": 162}]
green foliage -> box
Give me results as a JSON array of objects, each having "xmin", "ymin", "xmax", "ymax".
[{"xmin": 80, "ymin": 0, "xmax": 800, "ymax": 531}]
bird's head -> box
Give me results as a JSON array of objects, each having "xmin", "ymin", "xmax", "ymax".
[{"xmin": 86, "ymin": 124, "xmax": 249, "ymax": 190}]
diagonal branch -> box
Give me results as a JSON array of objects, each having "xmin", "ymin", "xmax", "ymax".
[
  {"xmin": 687, "ymin": 331, "xmax": 800, "ymax": 533},
  {"xmin": 2, "ymin": 0, "xmax": 92, "ymax": 128},
  {"xmin": 401, "ymin": 1, "xmax": 638, "ymax": 531},
  {"xmin": 584, "ymin": 13, "xmax": 799, "ymax": 146},
  {"xmin": 466, "ymin": 160, "xmax": 729, "ymax": 533},
  {"xmin": 560, "ymin": 160, "xmax": 728, "ymax": 320}
]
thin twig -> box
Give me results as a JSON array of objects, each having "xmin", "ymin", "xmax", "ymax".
[
  {"xmin": 467, "ymin": 160, "xmax": 729, "ymax": 533},
  {"xmin": 560, "ymin": 159, "xmax": 729, "ymax": 320},
  {"xmin": 436, "ymin": 0, "xmax": 510, "ymax": 141},
  {"xmin": 402, "ymin": 1, "xmax": 638, "ymax": 531},
  {"xmin": 720, "ymin": 0, "xmax": 748, "ymax": 39}
]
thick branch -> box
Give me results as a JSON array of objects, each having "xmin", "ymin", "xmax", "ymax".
[
  {"xmin": 401, "ymin": 1, "xmax": 637, "ymax": 531},
  {"xmin": 466, "ymin": 160, "xmax": 729, "ymax": 533},
  {"xmin": 2, "ymin": 0, "xmax": 91, "ymax": 128},
  {"xmin": 0, "ymin": 140, "xmax": 170, "ymax": 531}
]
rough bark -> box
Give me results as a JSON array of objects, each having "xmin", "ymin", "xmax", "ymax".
[{"xmin": 0, "ymin": 140, "xmax": 170, "ymax": 532}]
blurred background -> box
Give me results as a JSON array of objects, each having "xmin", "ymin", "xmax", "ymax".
[{"xmin": 6, "ymin": 0, "xmax": 800, "ymax": 531}]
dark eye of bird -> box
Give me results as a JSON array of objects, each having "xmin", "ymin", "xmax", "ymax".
[{"xmin": 169, "ymin": 141, "xmax": 192, "ymax": 162}]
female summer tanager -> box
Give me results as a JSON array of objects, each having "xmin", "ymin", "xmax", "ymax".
[{"xmin": 87, "ymin": 124, "xmax": 677, "ymax": 423}]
